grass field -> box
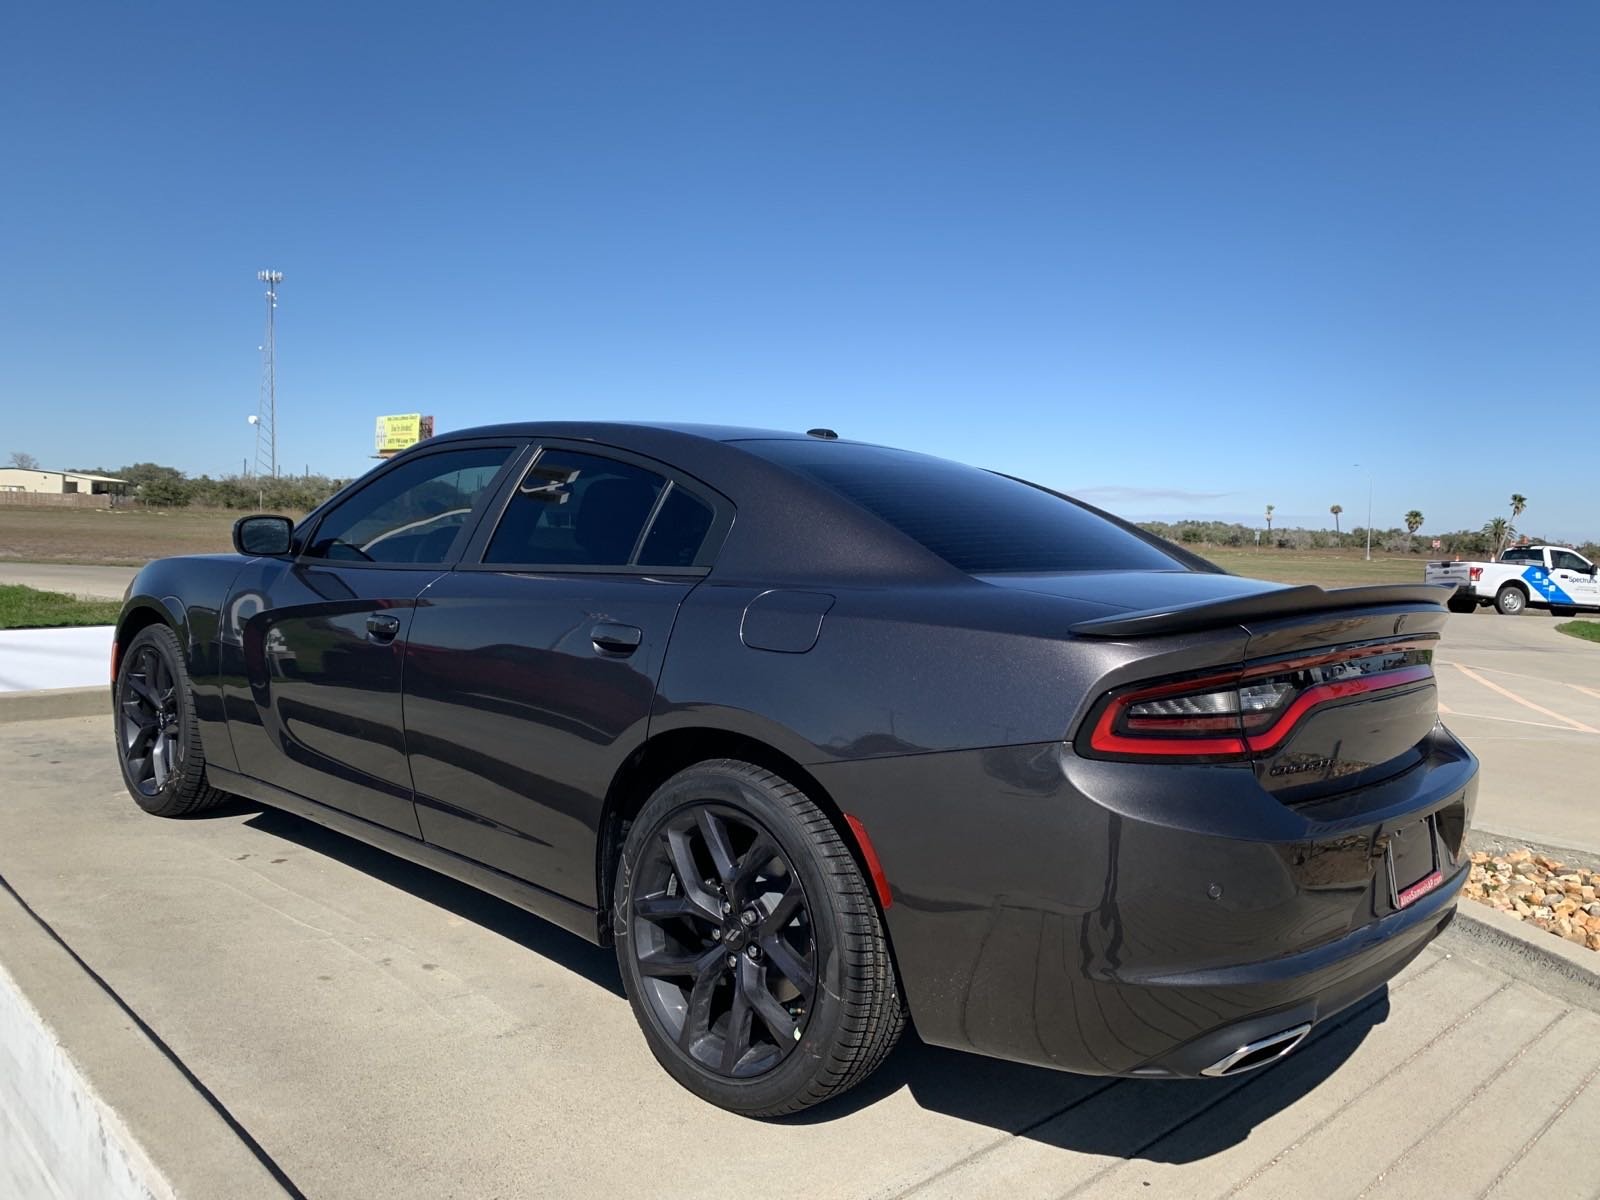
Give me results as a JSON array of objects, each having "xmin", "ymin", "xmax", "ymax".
[
  {"xmin": 1557, "ymin": 621, "xmax": 1600, "ymax": 644},
  {"xmin": 1199, "ymin": 548, "xmax": 1428, "ymax": 586},
  {"xmin": 0, "ymin": 584, "xmax": 123, "ymax": 630},
  {"xmin": 0, "ymin": 506, "xmax": 250, "ymax": 565}
]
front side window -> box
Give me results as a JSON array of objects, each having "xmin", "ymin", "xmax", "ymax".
[
  {"xmin": 483, "ymin": 448, "xmax": 716, "ymax": 568},
  {"xmin": 1551, "ymin": 550, "xmax": 1591, "ymax": 572},
  {"xmin": 304, "ymin": 447, "xmax": 511, "ymax": 565}
]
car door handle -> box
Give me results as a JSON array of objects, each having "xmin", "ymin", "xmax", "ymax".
[
  {"xmin": 591, "ymin": 622, "xmax": 643, "ymax": 655},
  {"xmin": 366, "ymin": 613, "xmax": 402, "ymax": 642}
]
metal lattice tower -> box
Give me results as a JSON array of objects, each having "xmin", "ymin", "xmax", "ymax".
[{"xmin": 252, "ymin": 270, "xmax": 283, "ymax": 477}]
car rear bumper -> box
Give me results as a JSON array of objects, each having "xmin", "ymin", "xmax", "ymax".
[{"xmin": 813, "ymin": 723, "xmax": 1476, "ymax": 1077}]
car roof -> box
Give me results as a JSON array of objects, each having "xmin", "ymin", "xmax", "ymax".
[{"xmin": 431, "ymin": 420, "xmax": 821, "ymax": 445}]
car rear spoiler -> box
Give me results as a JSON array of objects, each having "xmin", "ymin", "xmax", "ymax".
[{"xmin": 1070, "ymin": 582, "xmax": 1454, "ymax": 639}]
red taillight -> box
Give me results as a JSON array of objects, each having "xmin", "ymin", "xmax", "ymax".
[
  {"xmin": 110, "ymin": 638, "xmax": 121, "ymax": 684},
  {"xmin": 1468, "ymin": 567, "xmax": 1483, "ymax": 581},
  {"xmin": 1081, "ymin": 641, "xmax": 1436, "ymax": 762}
]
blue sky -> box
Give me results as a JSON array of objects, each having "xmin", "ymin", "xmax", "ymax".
[{"xmin": 4, "ymin": 2, "xmax": 1597, "ymax": 539}]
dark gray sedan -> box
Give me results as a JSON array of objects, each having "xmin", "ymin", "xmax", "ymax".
[{"xmin": 111, "ymin": 423, "xmax": 1476, "ymax": 1115}]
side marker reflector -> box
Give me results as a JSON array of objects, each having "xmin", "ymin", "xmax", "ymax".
[{"xmin": 844, "ymin": 813, "xmax": 892, "ymax": 910}]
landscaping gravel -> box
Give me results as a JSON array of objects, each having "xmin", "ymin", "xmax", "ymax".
[{"xmin": 1464, "ymin": 849, "xmax": 1600, "ymax": 952}]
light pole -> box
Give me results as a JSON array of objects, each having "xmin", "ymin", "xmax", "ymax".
[
  {"xmin": 1353, "ymin": 463, "xmax": 1373, "ymax": 561},
  {"xmin": 253, "ymin": 270, "xmax": 282, "ymax": 479}
]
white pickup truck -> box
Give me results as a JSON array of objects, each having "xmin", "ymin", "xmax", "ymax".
[{"xmin": 1425, "ymin": 544, "xmax": 1600, "ymax": 615}]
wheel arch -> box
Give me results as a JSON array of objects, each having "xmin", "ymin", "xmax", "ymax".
[
  {"xmin": 113, "ymin": 597, "xmax": 187, "ymax": 678},
  {"xmin": 596, "ymin": 727, "xmax": 890, "ymax": 947},
  {"xmin": 1495, "ymin": 579, "xmax": 1532, "ymax": 608}
]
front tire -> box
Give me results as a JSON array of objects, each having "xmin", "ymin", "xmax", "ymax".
[
  {"xmin": 1494, "ymin": 585, "xmax": 1527, "ymax": 616},
  {"xmin": 113, "ymin": 624, "xmax": 228, "ymax": 817},
  {"xmin": 613, "ymin": 760, "xmax": 904, "ymax": 1116}
]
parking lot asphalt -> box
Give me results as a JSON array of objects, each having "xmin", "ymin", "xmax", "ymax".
[
  {"xmin": 0, "ymin": 562, "xmax": 137, "ymax": 601},
  {"xmin": 3, "ymin": 714, "xmax": 1600, "ymax": 1199},
  {"xmin": 1435, "ymin": 612, "xmax": 1600, "ymax": 854}
]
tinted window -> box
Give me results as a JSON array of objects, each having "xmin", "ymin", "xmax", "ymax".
[
  {"xmin": 741, "ymin": 440, "xmax": 1184, "ymax": 574},
  {"xmin": 1551, "ymin": 550, "xmax": 1590, "ymax": 572},
  {"xmin": 638, "ymin": 486, "xmax": 715, "ymax": 568},
  {"xmin": 305, "ymin": 447, "xmax": 510, "ymax": 564},
  {"xmin": 485, "ymin": 449, "xmax": 667, "ymax": 566},
  {"xmin": 1501, "ymin": 547, "xmax": 1537, "ymax": 563}
]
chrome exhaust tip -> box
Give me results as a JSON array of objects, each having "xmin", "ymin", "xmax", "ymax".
[{"xmin": 1201, "ymin": 1022, "xmax": 1313, "ymax": 1077}]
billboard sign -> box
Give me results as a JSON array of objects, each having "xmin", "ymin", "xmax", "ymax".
[{"xmin": 375, "ymin": 413, "xmax": 435, "ymax": 455}]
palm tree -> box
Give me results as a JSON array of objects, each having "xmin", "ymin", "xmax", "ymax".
[
  {"xmin": 1484, "ymin": 517, "xmax": 1510, "ymax": 558},
  {"xmin": 1405, "ymin": 510, "xmax": 1424, "ymax": 535},
  {"xmin": 1510, "ymin": 494, "xmax": 1527, "ymax": 525},
  {"xmin": 1330, "ymin": 503, "xmax": 1343, "ymax": 534},
  {"xmin": 1264, "ymin": 504, "xmax": 1275, "ymax": 534}
]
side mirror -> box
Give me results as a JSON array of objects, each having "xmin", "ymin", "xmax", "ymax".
[{"xmin": 233, "ymin": 514, "xmax": 294, "ymax": 557}]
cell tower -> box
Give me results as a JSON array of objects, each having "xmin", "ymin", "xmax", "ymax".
[{"xmin": 252, "ymin": 270, "xmax": 283, "ymax": 477}]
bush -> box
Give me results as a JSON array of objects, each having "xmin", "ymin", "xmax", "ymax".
[
  {"xmin": 114, "ymin": 460, "xmax": 349, "ymax": 513},
  {"xmin": 140, "ymin": 476, "xmax": 192, "ymax": 508}
]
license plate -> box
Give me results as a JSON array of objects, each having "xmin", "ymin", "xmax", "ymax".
[{"xmin": 1388, "ymin": 817, "xmax": 1441, "ymax": 909}]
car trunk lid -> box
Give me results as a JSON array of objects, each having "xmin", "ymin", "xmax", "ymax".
[
  {"xmin": 1237, "ymin": 603, "xmax": 1445, "ymax": 801},
  {"xmin": 1064, "ymin": 576, "xmax": 1449, "ymax": 803}
]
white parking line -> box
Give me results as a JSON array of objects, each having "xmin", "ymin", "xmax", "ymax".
[
  {"xmin": 1449, "ymin": 664, "xmax": 1599, "ymax": 734},
  {"xmin": 1441, "ymin": 710, "xmax": 1592, "ymax": 733}
]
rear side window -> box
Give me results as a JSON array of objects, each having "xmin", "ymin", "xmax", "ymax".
[
  {"xmin": 483, "ymin": 448, "xmax": 717, "ymax": 569},
  {"xmin": 638, "ymin": 487, "xmax": 714, "ymax": 568},
  {"xmin": 740, "ymin": 440, "xmax": 1184, "ymax": 574}
]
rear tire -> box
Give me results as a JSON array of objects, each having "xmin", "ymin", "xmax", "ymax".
[
  {"xmin": 613, "ymin": 759, "xmax": 904, "ymax": 1116},
  {"xmin": 1446, "ymin": 595, "xmax": 1478, "ymax": 614},
  {"xmin": 1494, "ymin": 585, "xmax": 1527, "ymax": 616},
  {"xmin": 113, "ymin": 624, "xmax": 229, "ymax": 817}
]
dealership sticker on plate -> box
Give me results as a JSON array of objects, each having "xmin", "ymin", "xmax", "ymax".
[{"xmin": 1397, "ymin": 870, "xmax": 1444, "ymax": 909}]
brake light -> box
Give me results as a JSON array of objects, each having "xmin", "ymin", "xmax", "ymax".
[
  {"xmin": 1081, "ymin": 641, "xmax": 1436, "ymax": 762},
  {"xmin": 1469, "ymin": 567, "xmax": 1483, "ymax": 581}
]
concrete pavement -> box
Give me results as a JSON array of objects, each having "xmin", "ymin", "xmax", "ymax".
[
  {"xmin": 1436, "ymin": 611, "xmax": 1600, "ymax": 853},
  {"xmin": 2, "ymin": 714, "xmax": 1599, "ymax": 1199}
]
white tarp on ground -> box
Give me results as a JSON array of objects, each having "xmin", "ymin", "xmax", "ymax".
[{"xmin": 0, "ymin": 626, "xmax": 114, "ymax": 693}]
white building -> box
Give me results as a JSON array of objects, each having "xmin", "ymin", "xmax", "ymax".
[{"xmin": 0, "ymin": 468, "xmax": 129, "ymax": 496}]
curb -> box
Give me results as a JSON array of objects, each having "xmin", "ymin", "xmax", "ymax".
[
  {"xmin": 0, "ymin": 687, "xmax": 110, "ymax": 724},
  {"xmin": 0, "ymin": 879, "xmax": 294, "ymax": 1199},
  {"xmin": 1445, "ymin": 901, "xmax": 1600, "ymax": 1013}
]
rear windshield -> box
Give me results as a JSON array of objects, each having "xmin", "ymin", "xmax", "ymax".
[{"xmin": 740, "ymin": 440, "xmax": 1184, "ymax": 574}]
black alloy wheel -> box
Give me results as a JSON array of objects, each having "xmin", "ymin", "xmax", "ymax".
[
  {"xmin": 113, "ymin": 624, "xmax": 227, "ymax": 817},
  {"xmin": 119, "ymin": 641, "xmax": 182, "ymax": 797},
  {"xmin": 630, "ymin": 802, "xmax": 817, "ymax": 1078},
  {"xmin": 615, "ymin": 760, "xmax": 904, "ymax": 1116}
]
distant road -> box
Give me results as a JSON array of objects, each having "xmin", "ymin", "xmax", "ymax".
[{"xmin": 0, "ymin": 563, "xmax": 139, "ymax": 600}]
